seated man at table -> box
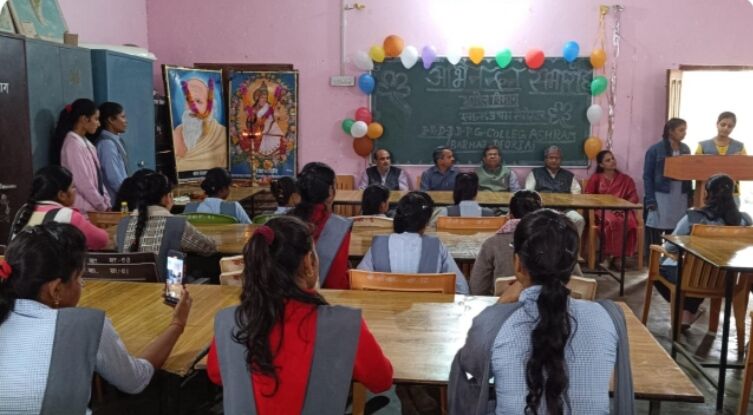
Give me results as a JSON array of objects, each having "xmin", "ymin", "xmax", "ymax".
[
  {"xmin": 420, "ymin": 146, "xmax": 459, "ymax": 191},
  {"xmin": 475, "ymin": 144, "xmax": 521, "ymax": 192},
  {"xmin": 357, "ymin": 148, "xmax": 410, "ymax": 191},
  {"xmin": 357, "ymin": 191, "xmax": 469, "ymax": 294},
  {"xmin": 524, "ymin": 145, "xmax": 584, "ymax": 236}
]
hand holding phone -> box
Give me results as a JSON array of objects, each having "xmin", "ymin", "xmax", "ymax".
[{"xmin": 165, "ymin": 250, "xmax": 185, "ymax": 306}]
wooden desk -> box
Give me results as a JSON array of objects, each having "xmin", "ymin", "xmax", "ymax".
[
  {"xmin": 663, "ymin": 234, "xmax": 753, "ymax": 411},
  {"xmin": 173, "ymin": 184, "xmax": 268, "ymax": 203},
  {"xmin": 78, "ymin": 281, "xmax": 702, "ymax": 407}
]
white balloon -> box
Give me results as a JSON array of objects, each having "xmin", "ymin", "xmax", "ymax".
[
  {"xmin": 400, "ymin": 45, "xmax": 419, "ymax": 69},
  {"xmin": 587, "ymin": 104, "xmax": 603, "ymax": 124},
  {"xmin": 350, "ymin": 121, "xmax": 368, "ymax": 138},
  {"xmin": 446, "ymin": 48, "xmax": 462, "ymax": 65},
  {"xmin": 352, "ymin": 51, "xmax": 374, "ymax": 71}
]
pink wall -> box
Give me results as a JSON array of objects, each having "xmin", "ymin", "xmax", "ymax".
[
  {"xmin": 144, "ymin": 0, "xmax": 753, "ymax": 192},
  {"xmin": 58, "ymin": 0, "xmax": 149, "ymax": 48}
]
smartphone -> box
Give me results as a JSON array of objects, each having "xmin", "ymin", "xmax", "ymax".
[{"xmin": 164, "ymin": 250, "xmax": 185, "ymax": 306}]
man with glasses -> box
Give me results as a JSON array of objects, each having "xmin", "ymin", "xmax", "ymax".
[{"xmin": 475, "ymin": 145, "xmax": 520, "ymax": 192}]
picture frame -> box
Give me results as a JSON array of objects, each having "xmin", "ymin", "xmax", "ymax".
[
  {"xmin": 227, "ymin": 70, "xmax": 299, "ymax": 183},
  {"xmin": 7, "ymin": 0, "xmax": 67, "ymax": 42},
  {"xmin": 0, "ymin": 5, "xmax": 16, "ymax": 34},
  {"xmin": 163, "ymin": 65, "xmax": 228, "ymax": 182}
]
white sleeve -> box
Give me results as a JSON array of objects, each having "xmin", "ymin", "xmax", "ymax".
[
  {"xmin": 357, "ymin": 248, "xmax": 375, "ymax": 270},
  {"xmin": 571, "ymin": 177, "xmax": 582, "ymax": 194},
  {"xmin": 524, "ymin": 172, "xmax": 536, "ymax": 191},
  {"xmin": 95, "ymin": 317, "xmax": 155, "ymax": 394},
  {"xmin": 357, "ymin": 171, "xmax": 369, "ymax": 190},
  {"xmin": 439, "ymin": 243, "xmax": 469, "ymax": 294}
]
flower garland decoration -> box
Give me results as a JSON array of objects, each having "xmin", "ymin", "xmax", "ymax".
[{"xmin": 181, "ymin": 78, "xmax": 215, "ymax": 119}]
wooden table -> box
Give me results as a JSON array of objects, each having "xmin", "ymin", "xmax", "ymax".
[
  {"xmin": 663, "ymin": 234, "xmax": 753, "ymax": 411},
  {"xmin": 78, "ymin": 281, "xmax": 702, "ymax": 409},
  {"xmin": 106, "ymin": 224, "xmax": 492, "ymax": 260},
  {"xmin": 172, "ymin": 184, "xmax": 268, "ymax": 211}
]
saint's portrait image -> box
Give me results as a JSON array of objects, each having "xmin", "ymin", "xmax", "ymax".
[
  {"xmin": 228, "ymin": 71, "xmax": 298, "ymax": 183},
  {"xmin": 164, "ymin": 66, "xmax": 228, "ymax": 180}
]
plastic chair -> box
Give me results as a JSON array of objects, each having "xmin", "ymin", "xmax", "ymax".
[
  {"xmin": 87, "ymin": 211, "xmax": 129, "ymax": 230},
  {"xmin": 219, "ymin": 270, "xmax": 243, "ymax": 286},
  {"xmin": 435, "ymin": 216, "xmax": 507, "ymax": 233},
  {"xmin": 641, "ymin": 224, "xmax": 753, "ymax": 350},
  {"xmin": 494, "ymin": 275, "xmax": 598, "ymax": 300},
  {"xmin": 83, "ymin": 252, "xmax": 159, "ymax": 282},
  {"xmin": 180, "ymin": 212, "xmax": 239, "ymax": 225},
  {"xmin": 348, "ymin": 269, "xmax": 456, "ymax": 294},
  {"xmin": 219, "ymin": 255, "xmax": 244, "ymax": 273},
  {"xmin": 252, "ymin": 213, "xmax": 277, "ymax": 224}
]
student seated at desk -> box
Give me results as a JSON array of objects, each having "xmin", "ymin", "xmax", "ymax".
[
  {"xmin": 357, "ymin": 191, "xmax": 470, "ymax": 294},
  {"xmin": 9, "ymin": 165, "xmax": 108, "ymax": 250},
  {"xmin": 361, "ymin": 184, "xmax": 391, "ymax": 217},
  {"xmin": 657, "ymin": 174, "xmax": 752, "ymax": 328},
  {"xmin": 206, "ymin": 216, "xmax": 393, "ymax": 414},
  {"xmin": 116, "ymin": 173, "xmax": 216, "ymax": 275},
  {"xmin": 271, "ymin": 176, "xmax": 300, "ymax": 214},
  {"xmin": 0, "ymin": 223, "xmax": 192, "ymax": 414},
  {"xmin": 112, "ymin": 168, "xmax": 154, "ymax": 211},
  {"xmin": 289, "ymin": 162, "xmax": 353, "ymax": 289},
  {"xmin": 450, "ymin": 209, "xmax": 633, "ymax": 415},
  {"xmin": 437, "ymin": 172, "xmax": 496, "ymax": 218},
  {"xmin": 183, "ymin": 168, "xmax": 252, "ymax": 224}
]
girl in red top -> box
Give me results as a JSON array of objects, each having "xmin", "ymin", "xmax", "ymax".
[
  {"xmin": 288, "ymin": 162, "xmax": 352, "ymax": 288},
  {"xmin": 206, "ymin": 216, "xmax": 393, "ymax": 413}
]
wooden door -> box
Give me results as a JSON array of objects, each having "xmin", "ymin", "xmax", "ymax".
[{"xmin": 0, "ymin": 34, "xmax": 33, "ymax": 242}]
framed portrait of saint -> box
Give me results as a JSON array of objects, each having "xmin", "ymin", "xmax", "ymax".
[
  {"xmin": 228, "ymin": 71, "xmax": 298, "ymax": 183},
  {"xmin": 0, "ymin": 5, "xmax": 16, "ymax": 33},
  {"xmin": 163, "ymin": 66, "xmax": 228, "ymax": 181},
  {"xmin": 7, "ymin": 0, "xmax": 67, "ymax": 41}
]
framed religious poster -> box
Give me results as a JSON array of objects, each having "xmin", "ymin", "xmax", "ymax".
[
  {"xmin": 0, "ymin": 5, "xmax": 16, "ymax": 33},
  {"xmin": 163, "ymin": 66, "xmax": 227, "ymax": 181},
  {"xmin": 228, "ymin": 70, "xmax": 298, "ymax": 183},
  {"xmin": 7, "ymin": 0, "xmax": 66, "ymax": 41}
]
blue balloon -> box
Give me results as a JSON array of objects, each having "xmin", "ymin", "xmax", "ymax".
[
  {"xmin": 563, "ymin": 41, "xmax": 580, "ymax": 63},
  {"xmin": 358, "ymin": 73, "xmax": 375, "ymax": 94}
]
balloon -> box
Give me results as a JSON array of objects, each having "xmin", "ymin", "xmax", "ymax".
[
  {"xmin": 383, "ymin": 35, "xmax": 405, "ymax": 57},
  {"xmin": 400, "ymin": 45, "xmax": 419, "ymax": 69},
  {"xmin": 468, "ymin": 46, "xmax": 485, "ymax": 65},
  {"xmin": 590, "ymin": 76, "xmax": 608, "ymax": 96},
  {"xmin": 367, "ymin": 122, "xmax": 383, "ymax": 139},
  {"xmin": 421, "ymin": 45, "xmax": 437, "ymax": 70},
  {"xmin": 353, "ymin": 137, "xmax": 374, "ymax": 157},
  {"xmin": 525, "ymin": 49, "xmax": 545, "ymax": 69},
  {"xmin": 446, "ymin": 49, "xmax": 462, "ymax": 66},
  {"xmin": 350, "ymin": 121, "xmax": 368, "ymax": 138},
  {"xmin": 584, "ymin": 136, "xmax": 603, "ymax": 160},
  {"xmin": 586, "ymin": 104, "xmax": 603, "ymax": 124},
  {"xmin": 352, "ymin": 50, "xmax": 373, "ymax": 71},
  {"xmin": 590, "ymin": 48, "xmax": 606, "ymax": 69},
  {"xmin": 355, "ymin": 107, "xmax": 372, "ymax": 123},
  {"xmin": 563, "ymin": 41, "xmax": 580, "ymax": 63},
  {"xmin": 495, "ymin": 49, "xmax": 513, "ymax": 69},
  {"xmin": 358, "ymin": 73, "xmax": 375, "ymax": 94},
  {"xmin": 369, "ymin": 45, "xmax": 385, "ymax": 63},
  {"xmin": 341, "ymin": 119, "xmax": 355, "ymax": 134}
]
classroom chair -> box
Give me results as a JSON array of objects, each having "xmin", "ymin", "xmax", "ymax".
[
  {"xmin": 83, "ymin": 252, "xmax": 159, "ymax": 282},
  {"xmin": 494, "ymin": 275, "xmax": 598, "ymax": 300},
  {"xmin": 180, "ymin": 212, "xmax": 239, "ymax": 225},
  {"xmin": 252, "ymin": 213, "xmax": 277, "ymax": 224},
  {"xmin": 435, "ymin": 216, "xmax": 507, "ymax": 233},
  {"xmin": 87, "ymin": 211, "xmax": 128, "ymax": 230},
  {"xmin": 219, "ymin": 270, "xmax": 243, "ymax": 286},
  {"xmin": 350, "ymin": 215, "xmax": 394, "ymax": 230},
  {"xmin": 219, "ymin": 255, "xmax": 244, "ymax": 273},
  {"xmin": 348, "ymin": 269, "xmax": 456, "ymax": 294},
  {"xmin": 641, "ymin": 224, "xmax": 753, "ymax": 351},
  {"xmin": 335, "ymin": 174, "xmax": 357, "ymax": 217}
]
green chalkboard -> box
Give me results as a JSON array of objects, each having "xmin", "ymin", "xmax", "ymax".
[{"xmin": 371, "ymin": 57, "xmax": 594, "ymax": 166}]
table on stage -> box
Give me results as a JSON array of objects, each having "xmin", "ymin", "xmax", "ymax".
[
  {"xmin": 663, "ymin": 234, "xmax": 753, "ymax": 411},
  {"xmin": 78, "ymin": 281, "xmax": 702, "ymax": 411}
]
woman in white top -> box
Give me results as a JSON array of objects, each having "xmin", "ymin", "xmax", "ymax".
[
  {"xmin": 0, "ymin": 223, "xmax": 192, "ymax": 414},
  {"xmin": 357, "ymin": 191, "xmax": 469, "ymax": 293}
]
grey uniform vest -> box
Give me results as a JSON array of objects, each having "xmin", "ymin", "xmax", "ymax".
[
  {"xmin": 699, "ymin": 138, "xmax": 744, "ymax": 155},
  {"xmin": 686, "ymin": 208, "xmax": 752, "ymax": 226},
  {"xmin": 371, "ymin": 234, "xmax": 440, "ymax": 273},
  {"xmin": 40, "ymin": 307, "xmax": 105, "ymax": 415},
  {"xmin": 366, "ymin": 166, "xmax": 402, "ymax": 190},
  {"xmin": 448, "ymin": 300, "xmax": 634, "ymax": 415},
  {"xmin": 214, "ymin": 305, "xmax": 362, "ymax": 415},
  {"xmin": 532, "ymin": 167, "xmax": 574, "ymax": 193},
  {"xmin": 445, "ymin": 205, "xmax": 495, "ymax": 217},
  {"xmin": 183, "ymin": 200, "xmax": 238, "ymax": 217},
  {"xmin": 316, "ymin": 214, "xmax": 353, "ymax": 285},
  {"xmin": 116, "ymin": 215, "xmax": 187, "ymax": 281}
]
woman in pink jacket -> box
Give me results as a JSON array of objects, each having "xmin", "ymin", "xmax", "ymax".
[
  {"xmin": 54, "ymin": 98, "xmax": 111, "ymax": 212},
  {"xmin": 9, "ymin": 165, "xmax": 109, "ymax": 250}
]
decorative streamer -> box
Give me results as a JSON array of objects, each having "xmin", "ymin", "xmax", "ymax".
[{"xmin": 606, "ymin": 5, "xmax": 623, "ymax": 152}]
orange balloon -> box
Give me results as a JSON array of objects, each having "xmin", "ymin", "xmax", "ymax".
[
  {"xmin": 590, "ymin": 48, "xmax": 606, "ymax": 69},
  {"xmin": 383, "ymin": 35, "xmax": 405, "ymax": 57},
  {"xmin": 584, "ymin": 136, "xmax": 603, "ymax": 160},
  {"xmin": 468, "ymin": 46, "xmax": 485, "ymax": 65},
  {"xmin": 353, "ymin": 137, "xmax": 374, "ymax": 157},
  {"xmin": 367, "ymin": 122, "xmax": 383, "ymax": 140}
]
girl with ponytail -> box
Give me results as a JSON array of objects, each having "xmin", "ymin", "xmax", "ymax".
[
  {"xmin": 55, "ymin": 98, "xmax": 111, "ymax": 212},
  {"xmin": 206, "ymin": 216, "xmax": 393, "ymax": 413},
  {"xmin": 9, "ymin": 165, "xmax": 108, "ymax": 250}
]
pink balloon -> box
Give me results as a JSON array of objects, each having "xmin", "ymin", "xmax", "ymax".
[
  {"xmin": 355, "ymin": 107, "xmax": 372, "ymax": 123},
  {"xmin": 422, "ymin": 46, "xmax": 437, "ymax": 70}
]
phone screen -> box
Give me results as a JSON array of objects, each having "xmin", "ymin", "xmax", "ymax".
[{"xmin": 165, "ymin": 251, "xmax": 184, "ymax": 305}]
